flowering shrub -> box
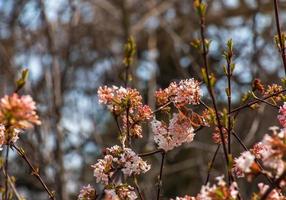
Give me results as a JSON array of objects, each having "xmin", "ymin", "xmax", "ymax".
[
  {"xmin": 2, "ymin": 1, "xmax": 286, "ymax": 200},
  {"xmin": 79, "ymin": 0, "xmax": 286, "ymax": 199}
]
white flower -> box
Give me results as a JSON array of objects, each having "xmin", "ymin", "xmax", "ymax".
[
  {"xmin": 151, "ymin": 113, "xmax": 195, "ymax": 152},
  {"xmin": 235, "ymin": 151, "xmax": 255, "ymax": 174}
]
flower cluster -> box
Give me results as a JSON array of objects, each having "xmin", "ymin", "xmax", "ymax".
[
  {"xmin": 174, "ymin": 176, "xmax": 239, "ymax": 200},
  {"xmin": 212, "ymin": 127, "xmax": 228, "ymax": 144},
  {"xmin": 264, "ymin": 84, "xmax": 284, "ymax": 102},
  {"xmin": 234, "ymin": 127, "xmax": 286, "ymax": 180},
  {"xmin": 98, "ymin": 86, "xmax": 152, "ymax": 118},
  {"xmin": 233, "ymin": 103, "xmax": 286, "ymax": 181},
  {"xmin": 104, "ymin": 184, "xmax": 137, "ymax": 200},
  {"xmin": 98, "ymin": 86, "xmax": 152, "ymax": 138},
  {"xmin": 233, "ymin": 151, "xmax": 257, "ymax": 178},
  {"xmin": 0, "ymin": 93, "xmax": 41, "ymax": 129},
  {"xmin": 278, "ymin": 102, "xmax": 286, "ymax": 127},
  {"xmin": 78, "ymin": 184, "xmax": 97, "ymax": 200},
  {"xmin": 155, "ymin": 79, "xmax": 201, "ymax": 107},
  {"xmin": 252, "ymin": 182, "xmax": 286, "ymax": 200},
  {"xmin": 0, "ymin": 125, "xmax": 5, "ymax": 150},
  {"xmin": 91, "ymin": 145, "xmax": 150, "ymax": 185},
  {"xmin": 151, "ymin": 113, "xmax": 195, "ymax": 151},
  {"xmin": 0, "ymin": 93, "xmax": 41, "ymax": 145}
]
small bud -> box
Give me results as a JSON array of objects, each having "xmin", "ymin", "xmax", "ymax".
[
  {"xmin": 225, "ymin": 87, "xmax": 230, "ymax": 97},
  {"xmin": 230, "ymin": 63, "xmax": 236, "ymax": 74},
  {"xmin": 252, "ymin": 79, "xmax": 265, "ymax": 93},
  {"xmin": 201, "ymin": 68, "xmax": 208, "ymax": 84},
  {"xmin": 123, "ymin": 36, "xmax": 136, "ymax": 66},
  {"xmin": 193, "ymin": 0, "xmax": 207, "ymax": 17},
  {"xmin": 242, "ymin": 91, "xmax": 251, "ymax": 103},
  {"xmin": 15, "ymin": 68, "xmax": 29, "ymax": 92},
  {"xmin": 209, "ymin": 74, "xmax": 216, "ymax": 88},
  {"xmin": 274, "ymin": 33, "xmax": 286, "ymax": 51}
]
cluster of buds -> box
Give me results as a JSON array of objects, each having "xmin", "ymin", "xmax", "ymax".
[
  {"xmin": 212, "ymin": 127, "xmax": 228, "ymax": 144},
  {"xmin": 78, "ymin": 184, "xmax": 97, "ymax": 200},
  {"xmin": 151, "ymin": 113, "xmax": 195, "ymax": 152},
  {"xmin": 233, "ymin": 103, "xmax": 286, "ymax": 182},
  {"xmin": 251, "ymin": 182, "xmax": 286, "ymax": 200},
  {"xmin": 243, "ymin": 79, "xmax": 286, "ymax": 109},
  {"xmin": 0, "ymin": 93, "xmax": 41, "ymax": 147},
  {"xmin": 174, "ymin": 176, "xmax": 239, "ymax": 200},
  {"xmin": 105, "ymin": 184, "xmax": 137, "ymax": 200},
  {"xmin": 264, "ymin": 84, "xmax": 285, "ymax": 102},
  {"xmin": 91, "ymin": 145, "xmax": 150, "ymax": 185},
  {"xmin": 98, "ymin": 86, "xmax": 152, "ymax": 139},
  {"xmin": 155, "ymin": 79, "xmax": 201, "ymax": 108},
  {"xmin": 278, "ymin": 102, "xmax": 286, "ymax": 127}
]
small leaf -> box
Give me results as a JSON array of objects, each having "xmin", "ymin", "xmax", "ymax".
[
  {"xmin": 201, "ymin": 68, "xmax": 208, "ymax": 84},
  {"xmin": 15, "ymin": 68, "xmax": 29, "ymax": 92}
]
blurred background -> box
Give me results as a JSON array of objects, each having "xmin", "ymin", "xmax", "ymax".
[{"xmin": 1, "ymin": 0, "xmax": 286, "ymax": 199}]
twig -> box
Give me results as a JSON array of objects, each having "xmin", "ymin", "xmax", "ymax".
[
  {"xmin": 133, "ymin": 176, "xmax": 144, "ymax": 200},
  {"xmin": 197, "ymin": 0, "xmax": 232, "ymax": 182},
  {"xmin": 252, "ymin": 94, "xmax": 279, "ymax": 109},
  {"xmin": 2, "ymin": 168, "xmax": 24, "ymax": 200},
  {"xmin": 151, "ymin": 102, "xmax": 172, "ymax": 114},
  {"xmin": 231, "ymin": 131, "xmax": 275, "ymax": 186},
  {"xmin": 205, "ymin": 144, "xmax": 220, "ymax": 184},
  {"xmin": 273, "ymin": 0, "xmax": 286, "ymax": 74},
  {"xmin": 4, "ymin": 145, "xmax": 9, "ymax": 200},
  {"xmin": 260, "ymin": 170, "xmax": 286, "ymax": 200},
  {"xmin": 229, "ymin": 89, "xmax": 286, "ymax": 114},
  {"xmin": 157, "ymin": 151, "xmax": 165, "ymax": 200},
  {"xmin": 139, "ymin": 149, "xmax": 163, "ymax": 157},
  {"xmin": 11, "ymin": 144, "xmax": 55, "ymax": 200}
]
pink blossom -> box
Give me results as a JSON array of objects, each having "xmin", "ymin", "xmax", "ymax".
[
  {"xmin": 78, "ymin": 184, "xmax": 96, "ymax": 200},
  {"xmin": 278, "ymin": 102, "xmax": 286, "ymax": 127},
  {"xmin": 155, "ymin": 79, "xmax": 201, "ymax": 107},
  {"xmin": 259, "ymin": 133, "xmax": 285, "ymax": 177},
  {"xmin": 234, "ymin": 151, "xmax": 255, "ymax": 177},
  {"xmin": 0, "ymin": 94, "xmax": 41, "ymax": 130},
  {"xmin": 104, "ymin": 184, "xmax": 137, "ymax": 200},
  {"xmin": 151, "ymin": 113, "xmax": 195, "ymax": 151},
  {"xmin": 98, "ymin": 86, "xmax": 152, "ymax": 139},
  {"xmin": 251, "ymin": 142, "xmax": 268, "ymax": 159},
  {"xmin": 257, "ymin": 183, "xmax": 285, "ymax": 199},
  {"xmin": 120, "ymin": 148, "xmax": 150, "ymax": 176},
  {"xmin": 91, "ymin": 145, "xmax": 150, "ymax": 185},
  {"xmin": 98, "ymin": 86, "xmax": 148, "ymax": 115},
  {"xmin": 91, "ymin": 155, "xmax": 113, "ymax": 185},
  {"xmin": 173, "ymin": 196, "xmax": 194, "ymax": 200},
  {"xmin": 0, "ymin": 124, "xmax": 5, "ymax": 150},
  {"xmin": 186, "ymin": 175, "xmax": 239, "ymax": 200}
]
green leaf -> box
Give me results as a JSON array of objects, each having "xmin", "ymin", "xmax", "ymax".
[{"xmin": 15, "ymin": 68, "xmax": 29, "ymax": 92}]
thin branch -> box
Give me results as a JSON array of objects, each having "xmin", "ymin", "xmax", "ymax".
[
  {"xmin": 231, "ymin": 131, "xmax": 275, "ymax": 186},
  {"xmin": 252, "ymin": 94, "xmax": 279, "ymax": 109},
  {"xmin": 133, "ymin": 176, "xmax": 144, "ymax": 200},
  {"xmin": 2, "ymin": 168, "xmax": 24, "ymax": 200},
  {"xmin": 273, "ymin": 0, "xmax": 286, "ymax": 74},
  {"xmin": 229, "ymin": 89, "xmax": 286, "ymax": 114},
  {"xmin": 139, "ymin": 149, "xmax": 163, "ymax": 157},
  {"xmin": 205, "ymin": 144, "xmax": 220, "ymax": 184},
  {"xmin": 11, "ymin": 144, "xmax": 55, "ymax": 200},
  {"xmin": 4, "ymin": 145, "xmax": 9, "ymax": 200},
  {"xmin": 157, "ymin": 151, "xmax": 165, "ymax": 200},
  {"xmin": 260, "ymin": 170, "xmax": 286, "ymax": 200},
  {"xmin": 151, "ymin": 102, "xmax": 172, "ymax": 114},
  {"xmin": 197, "ymin": 1, "xmax": 232, "ymax": 182}
]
